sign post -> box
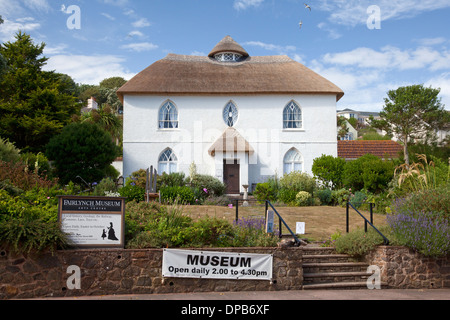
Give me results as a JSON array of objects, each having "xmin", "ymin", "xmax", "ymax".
[{"xmin": 58, "ymin": 196, "xmax": 126, "ymax": 249}]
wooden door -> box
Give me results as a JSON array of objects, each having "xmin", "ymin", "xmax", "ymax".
[{"xmin": 223, "ymin": 160, "xmax": 240, "ymax": 194}]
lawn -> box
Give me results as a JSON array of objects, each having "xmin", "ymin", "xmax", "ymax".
[{"xmin": 181, "ymin": 204, "xmax": 388, "ymax": 242}]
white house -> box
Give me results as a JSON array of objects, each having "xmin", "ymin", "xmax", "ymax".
[{"xmin": 117, "ymin": 36, "xmax": 344, "ymax": 194}]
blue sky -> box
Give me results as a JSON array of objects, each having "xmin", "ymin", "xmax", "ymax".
[{"xmin": 1, "ymin": 0, "xmax": 450, "ymax": 112}]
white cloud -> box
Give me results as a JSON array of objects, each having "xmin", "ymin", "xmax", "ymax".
[
  {"xmin": 132, "ymin": 18, "xmax": 151, "ymax": 28},
  {"xmin": 315, "ymin": 0, "xmax": 450, "ymax": 27},
  {"xmin": 0, "ymin": 18, "xmax": 41, "ymax": 42},
  {"xmin": 101, "ymin": 13, "xmax": 116, "ymax": 21},
  {"xmin": 120, "ymin": 42, "xmax": 158, "ymax": 52},
  {"xmin": 127, "ymin": 30, "xmax": 144, "ymax": 38},
  {"xmin": 22, "ymin": 0, "xmax": 50, "ymax": 13},
  {"xmin": 233, "ymin": 0, "xmax": 264, "ymax": 11},
  {"xmin": 322, "ymin": 46, "xmax": 450, "ymax": 71},
  {"xmin": 317, "ymin": 22, "xmax": 342, "ymax": 40},
  {"xmin": 243, "ymin": 41, "xmax": 296, "ymax": 55},
  {"xmin": 43, "ymin": 43, "xmax": 68, "ymax": 55},
  {"xmin": 426, "ymin": 72, "xmax": 450, "ymax": 109},
  {"xmin": 43, "ymin": 55, "xmax": 136, "ymax": 85}
]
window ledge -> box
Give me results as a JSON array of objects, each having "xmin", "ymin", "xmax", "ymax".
[{"xmin": 282, "ymin": 129, "xmax": 305, "ymax": 132}]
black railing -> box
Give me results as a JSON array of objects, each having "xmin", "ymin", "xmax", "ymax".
[
  {"xmin": 346, "ymin": 200, "xmax": 389, "ymax": 245},
  {"xmin": 233, "ymin": 199, "xmax": 302, "ymax": 246},
  {"xmin": 266, "ymin": 201, "xmax": 302, "ymax": 246}
]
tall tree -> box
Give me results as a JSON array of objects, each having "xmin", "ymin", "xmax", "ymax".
[
  {"xmin": 0, "ymin": 32, "xmax": 80, "ymax": 153},
  {"xmin": 371, "ymin": 84, "xmax": 448, "ymax": 165}
]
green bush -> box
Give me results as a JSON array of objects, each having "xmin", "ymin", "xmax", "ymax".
[
  {"xmin": 160, "ymin": 185, "xmax": 196, "ymax": 205},
  {"xmin": 296, "ymin": 191, "xmax": 312, "ymax": 206},
  {"xmin": 343, "ymin": 154, "xmax": 394, "ymax": 193},
  {"xmin": 278, "ymin": 172, "xmax": 317, "ymax": 205},
  {"xmin": 46, "ymin": 122, "xmax": 119, "ymax": 185},
  {"xmin": 159, "ymin": 172, "xmax": 187, "ymax": 188},
  {"xmin": 0, "ymin": 214, "xmax": 70, "ymax": 253},
  {"xmin": 119, "ymin": 184, "xmax": 145, "ymax": 202},
  {"xmin": 0, "ymin": 188, "xmax": 71, "ymax": 253},
  {"xmin": 334, "ymin": 226, "xmax": 397, "ymax": 257},
  {"xmin": 254, "ymin": 182, "xmax": 277, "ymax": 202},
  {"xmin": 0, "ymin": 137, "xmax": 21, "ymax": 163},
  {"xmin": 317, "ymin": 189, "xmax": 332, "ymax": 205},
  {"xmin": 190, "ymin": 174, "xmax": 226, "ymax": 196},
  {"xmin": 331, "ymin": 188, "xmax": 351, "ymax": 206},
  {"xmin": 92, "ymin": 177, "xmax": 117, "ymax": 196},
  {"xmin": 20, "ymin": 152, "xmax": 52, "ymax": 178},
  {"xmin": 277, "ymin": 188, "xmax": 299, "ymax": 206},
  {"xmin": 279, "ymin": 171, "xmax": 317, "ymax": 194},
  {"xmin": 350, "ymin": 191, "xmax": 367, "ymax": 209},
  {"xmin": 312, "ymin": 154, "xmax": 346, "ymax": 189}
]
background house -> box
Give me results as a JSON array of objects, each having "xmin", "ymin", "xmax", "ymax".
[{"xmin": 117, "ymin": 36, "xmax": 344, "ymax": 194}]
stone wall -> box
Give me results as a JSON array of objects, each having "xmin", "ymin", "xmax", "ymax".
[
  {"xmin": 0, "ymin": 247, "xmax": 302, "ymax": 300},
  {"xmin": 366, "ymin": 246, "xmax": 450, "ymax": 289}
]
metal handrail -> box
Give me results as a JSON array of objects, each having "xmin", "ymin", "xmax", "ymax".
[
  {"xmin": 346, "ymin": 200, "xmax": 389, "ymax": 245},
  {"xmin": 266, "ymin": 201, "xmax": 302, "ymax": 246}
]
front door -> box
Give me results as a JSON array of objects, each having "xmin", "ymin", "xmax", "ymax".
[{"xmin": 223, "ymin": 160, "xmax": 240, "ymax": 194}]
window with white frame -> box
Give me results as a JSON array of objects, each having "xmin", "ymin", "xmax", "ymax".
[
  {"xmin": 283, "ymin": 149, "xmax": 303, "ymax": 174},
  {"xmin": 214, "ymin": 52, "xmax": 243, "ymax": 62},
  {"xmin": 159, "ymin": 100, "xmax": 178, "ymax": 129},
  {"xmin": 223, "ymin": 101, "xmax": 239, "ymax": 127},
  {"xmin": 283, "ymin": 101, "xmax": 302, "ymax": 129},
  {"xmin": 158, "ymin": 149, "xmax": 178, "ymax": 174}
]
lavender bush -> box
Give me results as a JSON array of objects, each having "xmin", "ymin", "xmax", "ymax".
[{"xmin": 387, "ymin": 194, "xmax": 450, "ymax": 257}]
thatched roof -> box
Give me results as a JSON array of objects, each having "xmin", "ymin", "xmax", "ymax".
[
  {"xmin": 208, "ymin": 128, "xmax": 254, "ymax": 156},
  {"xmin": 117, "ymin": 36, "xmax": 344, "ymax": 102},
  {"xmin": 208, "ymin": 35, "xmax": 249, "ymax": 57}
]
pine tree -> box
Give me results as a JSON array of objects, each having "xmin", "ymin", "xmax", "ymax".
[{"xmin": 0, "ymin": 32, "xmax": 80, "ymax": 153}]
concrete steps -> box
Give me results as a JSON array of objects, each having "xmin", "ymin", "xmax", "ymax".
[{"xmin": 302, "ymin": 246, "xmax": 379, "ymax": 290}]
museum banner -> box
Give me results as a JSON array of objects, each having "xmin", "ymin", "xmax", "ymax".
[
  {"xmin": 58, "ymin": 196, "xmax": 126, "ymax": 249},
  {"xmin": 162, "ymin": 249, "xmax": 273, "ymax": 281}
]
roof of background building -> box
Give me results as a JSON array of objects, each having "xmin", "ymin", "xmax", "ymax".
[{"xmin": 338, "ymin": 140, "xmax": 403, "ymax": 160}]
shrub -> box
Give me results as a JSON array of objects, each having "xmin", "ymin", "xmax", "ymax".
[
  {"xmin": 387, "ymin": 189, "xmax": 450, "ymax": 257},
  {"xmin": 277, "ymin": 188, "xmax": 299, "ymax": 206},
  {"xmin": 312, "ymin": 154, "xmax": 346, "ymax": 189},
  {"xmin": 119, "ymin": 183, "xmax": 145, "ymax": 202},
  {"xmin": 296, "ymin": 191, "xmax": 312, "ymax": 206},
  {"xmin": 46, "ymin": 122, "xmax": 119, "ymax": 185},
  {"xmin": 278, "ymin": 172, "xmax": 316, "ymax": 205},
  {"xmin": 92, "ymin": 177, "xmax": 117, "ymax": 196},
  {"xmin": 331, "ymin": 188, "xmax": 351, "ymax": 206},
  {"xmin": 393, "ymin": 154, "xmax": 449, "ymax": 196},
  {"xmin": 160, "ymin": 186, "xmax": 196, "ymax": 205},
  {"xmin": 317, "ymin": 189, "xmax": 332, "ymax": 205},
  {"xmin": 334, "ymin": 226, "xmax": 397, "ymax": 257},
  {"xmin": 279, "ymin": 171, "xmax": 317, "ymax": 194},
  {"xmin": 0, "ymin": 215, "xmax": 70, "ymax": 253},
  {"xmin": 159, "ymin": 172, "xmax": 187, "ymax": 188},
  {"xmin": 343, "ymin": 154, "xmax": 394, "ymax": 193},
  {"xmin": 20, "ymin": 152, "xmax": 52, "ymax": 178},
  {"xmin": 350, "ymin": 191, "xmax": 367, "ymax": 209},
  {"xmin": 254, "ymin": 182, "xmax": 277, "ymax": 202},
  {"xmin": 190, "ymin": 174, "xmax": 226, "ymax": 196},
  {"xmin": 0, "ymin": 137, "xmax": 21, "ymax": 163},
  {"xmin": 0, "ymin": 160, "xmax": 58, "ymax": 191}
]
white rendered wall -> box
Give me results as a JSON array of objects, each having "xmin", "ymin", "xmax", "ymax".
[{"xmin": 123, "ymin": 94, "xmax": 338, "ymax": 191}]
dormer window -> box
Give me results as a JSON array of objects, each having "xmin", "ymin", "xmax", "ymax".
[{"xmin": 214, "ymin": 52, "xmax": 243, "ymax": 62}]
